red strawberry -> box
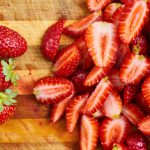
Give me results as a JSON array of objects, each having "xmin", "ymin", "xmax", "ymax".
[
  {"xmin": 66, "ymin": 93, "xmax": 89, "ymax": 133},
  {"xmin": 122, "ymin": 103, "xmax": 144, "ymax": 125},
  {"xmin": 87, "ymin": 0, "xmax": 112, "ymax": 12},
  {"xmin": 103, "ymin": 90, "xmax": 122, "ymax": 119},
  {"xmin": 138, "ymin": 115, "xmax": 150, "ymax": 136},
  {"xmin": 118, "ymin": 0, "xmax": 149, "ymax": 44},
  {"xmin": 80, "ymin": 115, "xmax": 99, "ymax": 150},
  {"xmin": 120, "ymin": 53, "xmax": 150, "ymax": 84},
  {"xmin": 54, "ymin": 44, "xmax": 80, "ymax": 78},
  {"xmin": 92, "ymin": 108, "xmax": 104, "ymax": 119},
  {"xmin": 84, "ymin": 66, "xmax": 110, "ymax": 86},
  {"xmin": 41, "ymin": 19, "xmax": 66, "ymax": 61},
  {"xmin": 121, "ymin": 0, "xmax": 137, "ymax": 6},
  {"xmin": 33, "ymin": 77, "xmax": 74, "ymax": 104},
  {"xmin": 82, "ymin": 77, "xmax": 113, "ymax": 114},
  {"xmin": 100, "ymin": 116, "xmax": 130, "ymax": 150},
  {"xmin": 112, "ymin": 143, "xmax": 128, "ymax": 150},
  {"xmin": 85, "ymin": 21, "xmax": 118, "ymax": 67},
  {"xmin": 63, "ymin": 11, "xmax": 102, "ymax": 37},
  {"xmin": 0, "ymin": 26, "xmax": 27, "ymax": 58}
]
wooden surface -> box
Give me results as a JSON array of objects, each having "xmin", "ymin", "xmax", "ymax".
[{"xmin": 0, "ymin": 0, "xmax": 95, "ymax": 150}]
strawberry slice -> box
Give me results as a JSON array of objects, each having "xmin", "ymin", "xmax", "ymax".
[
  {"xmin": 112, "ymin": 143, "xmax": 128, "ymax": 150},
  {"xmin": 118, "ymin": 0, "xmax": 149, "ymax": 44},
  {"xmin": 63, "ymin": 11, "xmax": 102, "ymax": 37},
  {"xmin": 138, "ymin": 115, "xmax": 150, "ymax": 136},
  {"xmin": 120, "ymin": 53, "xmax": 150, "ymax": 84},
  {"xmin": 100, "ymin": 116, "xmax": 130, "ymax": 150},
  {"xmin": 87, "ymin": 0, "xmax": 112, "ymax": 12},
  {"xmin": 85, "ymin": 21, "xmax": 118, "ymax": 67},
  {"xmin": 82, "ymin": 77, "xmax": 113, "ymax": 114},
  {"xmin": 122, "ymin": 103, "xmax": 144, "ymax": 125},
  {"xmin": 66, "ymin": 93, "xmax": 89, "ymax": 133},
  {"xmin": 103, "ymin": 90, "xmax": 122, "ymax": 119},
  {"xmin": 92, "ymin": 108, "xmax": 104, "ymax": 119},
  {"xmin": 33, "ymin": 77, "xmax": 74, "ymax": 104},
  {"xmin": 84, "ymin": 66, "xmax": 110, "ymax": 86},
  {"xmin": 54, "ymin": 44, "xmax": 80, "ymax": 78},
  {"xmin": 80, "ymin": 115, "xmax": 99, "ymax": 150}
]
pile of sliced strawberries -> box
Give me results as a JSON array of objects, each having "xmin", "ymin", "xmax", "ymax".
[{"xmin": 34, "ymin": 0, "xmax": 150, "ymax": 149}]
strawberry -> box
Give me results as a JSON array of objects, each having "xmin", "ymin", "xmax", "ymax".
[
  {"xmin": 85, "ymin": 21, "xmax": 118, "ymax": 67},
  {"xmin": 54, "ymin": 44, "xmax": 80, "ymax": 78},
  {"xmin": 100, "ymin": 116, "xmax": 130, "ymax": 150},
  {"xmin": 80, "ymin": 115, "xmax": 99, "ymax": 150},
  {"xmin": 66, "ymin": 93, "xmax": 89, "ymax": 133},
  {"xmin": 82, "ymin": 77, "xmax": 113, "ymax": 114},
  {"xmin": 63, "ymin": 11, "xmax": 102, "ymax": 37},
  {"xmin": 121, "ymin": 0, "xmax": 137, "ymax": 6},
  {"xmin": 33, "ymin": 77, "xmax": 74, "ymax": 104},
  {"xmin": 84, "ymin": 66, "xmax": 110, "ymax": 86},
  {"xmin": 118, "ymin": 0, "xmax": 149, "ymax": 44},
  {"xmin": 41, "ymin": 19, "xmax": 66, "ymax": 61},
  {"xmin": 112, "ymin": 143, "xmax": 128, "ymax": 150},
  {"xmin": 103, "ymin": 90, "xmax": 122, "ymax": 119},
  {"xmin": 87, "ymin": 0, "xmax": 112, "ymax": 12},
  {"xmin": 92, "ymin": 108, "xmax": 104, "ymax": 119},
  {"xmin": 122, "ymin": 103, "xmax": 144, "ymax": 125},
  {"xmin": 138, "ymin": 115, "xmax": 150, "ymax": 136},
  {"xmin": 0, "ymin": 26, "xmax": 27, "ymax": 58},
  {"xmin": 120, "ymin": 53, "xmax": 150, "ymax": 84}
]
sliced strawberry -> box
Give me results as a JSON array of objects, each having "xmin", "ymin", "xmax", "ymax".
[
  {"xmin": 120, "ymin": 53, "xmax": 150, "ymax": 84},
  {"xmin": 121, "ymin": 0, "xmax": 137, "ymax": 6},
  {"xmin": 113, "ymin": 143, "xmax": 128, "ymax": 150},
  {"xmin": 92, "ymin": 108, "xmax": 104, "ymax": 119},
  {"xmin": 85, "ymin": 21, "xmax": 118, "ymax": 67},
  {"xmin": 109, "ymin": 69, "xmax": 125, "ymax": 92},
  {"xmin": 122, "ymin": 103, "xmax": 144, "ymax": 125},
  {"xmin": 142, "ymin": 76, "xmax": 150, "ymax": 107},
  {"xmin": 63, "ymin": 11, "xmax": 102, "ymax": 37},
  {"xmin": 118, "ymin": 0, "xmax": 149, "ymax": 44},
  {"xmin": 138, "ymin": 115, "xmax": 150, "ymax": 136},
  {"xmin": 66, "ymin": 93, "xmax": 89, "ymax": 133},
  {"xmin": 103, "ymin": 90, "xmax": 122, "ymax": 119},
  {"xmin": 100, "ymin": 116, "xmax": 130, "ymax": 150},
  {"xmin": 80, "ymin": 115, "xmax": 99, "ymax": 150},
  {"xmin": 54, "ymin": 44, "xmax": 80, "ymax": 78},
  {"xmin": 84, "ymin": 66, "xmax": 110, "ymax": 86},
  {"xmin": 82, "ymin": 77, "xmax": 113, "ymax": 114},
  {"xmin": 33, "ymin": 77, "xmax": 74, "ymax": 104},
  {"xmin": 87, "ymin": 0, "xmax": 112, "ymax": 12}
]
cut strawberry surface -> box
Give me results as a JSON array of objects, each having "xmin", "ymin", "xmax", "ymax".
[
  {"xmin": 92, "ymin": 108, "xmax": 104, "ymax": 119},
  {"xmin": 80, "ymin": 115, "xmax": 99, "ymax": 150},
  {"xmin": 66, "ymin": 93, "xmax": 89, "ymax": 133},
  {"xmin": 63, "ymin": 11, "xmax": 102, "ymax": 37},
  {"xmin": 82, "ymin": 77, "xmax": 113, "ymax": 114},
  {"xmin": 85, "ymin": 21, "xmax": 118, "ymax": 67},
  {"xmin": 118, "ymin": 0, "xmax": 149, "ymax": 44}
]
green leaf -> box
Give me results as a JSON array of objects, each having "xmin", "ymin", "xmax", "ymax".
[
  {"xmin": 0, "ymin": 105, "xmax": 4, "ymax": 112},
  {"xmin": 5, "ymin": 89, "xmax": 12, "ymax": 95},
  {"xmin": 8, "ymin": 58, "xmax": 13, "ymax": 65},
  {"xmin": 10, "ymin": 99, "xmax": 17, "ymax": 103},
  {"xmin": 10, "ymin": 92, "xmax": 17, "ymax": 98},
  {"xmin": 1, "ymin": 60, "xmax": 7, "ymax": 67},
  {"xmin": 3, "ymin": 100, "xmax": 12, "ymax": 106}
]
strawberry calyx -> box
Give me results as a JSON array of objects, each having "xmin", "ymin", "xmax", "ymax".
[
  {"xmin": 132, "ymin": 44, "xmax": 140, "ymax": 54},
  {"xmin": 113, "ymin": 144, "xmax": 119, "ymax": 150},
  {"xmin": 138, "ymin": 55, "xmax": 145, "ymax": 60}
]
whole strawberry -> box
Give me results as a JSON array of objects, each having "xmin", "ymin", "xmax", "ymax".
[{"xmin": 0, "ymin": 26, "xmax": 27, "ymax": 58}]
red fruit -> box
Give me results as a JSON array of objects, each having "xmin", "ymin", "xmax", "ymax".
[
  {"xmin": 85, "ymin": 22, "xmax": 118, "ymax": 67},
  {"xmin": 103, "ymin": 90, "xmax": 122, "ymax": 119},
  {"xmin": 84, "ymin": 66, "xmax": 110, "ymax": 86},
  {"xmin": 66, "ymin": 93, "xmax": 89, "ymax": 133},
  {"xmin": 92, "ymin": 108, "xmax": 104, "ymax": 119},
  {"xmin": 82, "ymin": 77, "xmax": 113, "ymax": 114},
  {"xmin": 63, "ymin": 11, "xmax": 102, "ymax": 37},
  {"xmin": 100, "ymin": 116, "xmax": 130, "ymax": 150},
  {"xmin": 0, "ymin": 26, "xmax": 27, "ymax": 58},
  {"xmin": 121, "ymin": 0, "xmax": 138, "ymax": 6},
  {"xmin": 113, "ymin": 143, "xmax": 128, "ymax": 150},
  {"xmin": 87, "ymin": 0, "xmax": 111, "ymax": 12},
  {"xmin": 138, "ymin": 115, "xmax": 150, "ymax": 136},
  {"xmin": 118, "ymin": 0, "xmax": 149, "ymax": 44},
  {"xmin": 41, "ymin": 19, "xmax": 66, "ymax": 61},
  {"xmin": 33, "ymin": 77, "xmax": 74, "ymax": 104},
  {"xmin": 122, "ymin": 103, "xmax": 144, "ymax": 125},
  {"xmin": 120, "ymin": 53, "xmax": 150, "ymax": 84},
  {"xmin": 54, "ymin": 44, "xmax": 80, "ymax": 78},
  {"xmin": 80, "ymin": 115, "xmax": 99, "ymax": 150}
]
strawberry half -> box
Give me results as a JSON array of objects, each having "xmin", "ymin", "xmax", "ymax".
[
  {"xmin": 80, "ymin": 115, "xmax": 99, "ymax": 150},
  {"xmin": 118, "ymin": 0, "xmax": 149, "ymax": 44},
  {"xmin": 63, "ymin": 11, "xmax": 102, "ymax": 38},
  {"xmin": 113, "ymin": 143, "xmax": 128, "ymax": 150},
  {"xmin": 33, "ymin": 77, "xmax": 74, "ymax": 104},
  {"xmin": 120, "ymin": 53, "xmax": 150, "ymax": 84},
  {"xmin": 82, "ymin": 77, "xmax": 113, "ymax": 114},
  {"xmin": 85, "ymin": 21, "xmax": 118, "ymax": 67},
  {"xmin": 92, "ymin": 108, "xmax": 104, "ymax": 119},
  {"xmin": 54, "ymin": 44, "xmax": 80, "ymax": 78}
]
